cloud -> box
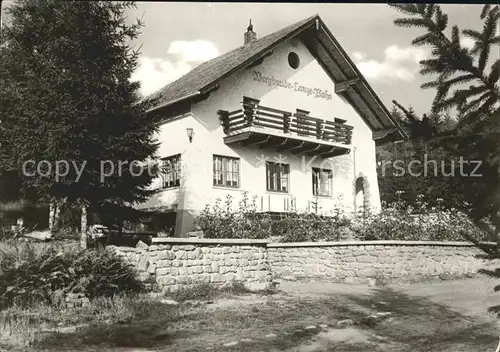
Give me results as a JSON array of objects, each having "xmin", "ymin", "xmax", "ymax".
[
  {"xmin": 167, "ymin": 40, "xmax": 220, "ymax": 63},
  {"xmin": 460, "ymin": 36, "xmax": 475, "ymax": 50},
  {"xmin": 132, "ymin": 40, "xmax": 220, "ymax": 97},
  {"xmin": 352, "ymin": 45, "xmax": 430, "ymax": 84},
  {"xmin": 132, "ymin": 57, "xmax": 192, "ymax": 97},
  {"xmin": 352, "ymin": 51, "xmax": 365, "ymax": 62},
  {"xmin": 384, "ymin": 45, "xmax": 428, "ymax": 63},
  {"xmin": 355, "ymin": 60, "xmax": 415, "ymax": 82}
]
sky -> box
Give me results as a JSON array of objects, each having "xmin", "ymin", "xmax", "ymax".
[
  {"xmin": 125, "ymin": 3, "xmax": 488, "ymax": 116},
  {"xmin": 1, "ymin": 2, "xmax": 492, "ymax": 117}
]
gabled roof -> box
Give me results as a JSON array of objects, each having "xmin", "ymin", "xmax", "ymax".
[
  {"xmin": 148, "ymin": 15, "xmax": 317, "ymax": 109},
  {"xmin": 148, "ymin": 15, "xmax": 407, "ymax": 141}
]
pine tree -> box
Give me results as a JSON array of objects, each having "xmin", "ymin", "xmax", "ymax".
[
  {"xmin": 389, "ymin": 4, "xmax": 499, "ymax": 121},
  {"xmin": 389, "ymin": 3, "xmax": 499, "ymax": 227},
  {"xmin": 389, "ymin": 4, "xmax": 500, "ymax": 325},
  {"xmin": 1, "ymin": 1, "xmax": 161, "ymax": 246}
]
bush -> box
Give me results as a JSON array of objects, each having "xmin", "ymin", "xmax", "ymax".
[
  {"xmin": 273, "ymin": 211, "xmax": 354, "ymax": 242},
  {"xmin": 194, "ymin": 192, "xmax": 272, "ymax": 239},
  {"xmin": 195, "ymin": 193, "xmax": 355, "ymax": 242},
  {"xmin": 354, "ymin": 196, "xmax": 488, "ymax": 241},
  {"xmin": 0, "ymin": 241, "xmax": 144, "ymax": 309},
  {"xmin": 195, "ymin": 192, "xmax": 487, "ymax": 243}
]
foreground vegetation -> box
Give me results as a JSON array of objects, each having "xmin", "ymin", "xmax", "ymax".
[
  {"xmin": 195, "ymin": 193, "xmax": 488, "ymax": 243},
  {"xmin": 0, "ymin": 278, "xmax": 272, "ymax": 351},
  {"xmin": 0, "ymin": 240, "xmax": 145, "ymax": 310}
]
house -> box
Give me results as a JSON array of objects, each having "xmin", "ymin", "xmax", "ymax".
[{"xmin": 137, "ymin": 15, "xmax": 406, "ymax": 237}]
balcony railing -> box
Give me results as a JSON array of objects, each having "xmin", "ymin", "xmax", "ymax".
[{"xmin": 218, "ymin": 98, "xmax": 353, "ymax": 145}]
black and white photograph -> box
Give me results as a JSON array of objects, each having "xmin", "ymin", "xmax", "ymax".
[{"xmin": 0, "ymin": 2, "xmax": 499, "ymax": 351}]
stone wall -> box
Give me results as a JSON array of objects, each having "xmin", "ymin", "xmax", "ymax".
[
  {"xmin": 269, "ymin": 241, "xmax": 491, "ymax": 284},
  {"xmin": 108, "ymin": 239, "xmax": 494, "ymax": 291},
  {"xmin": 108, "ymin": 238, "xmax": 271, "ymax": 292}
]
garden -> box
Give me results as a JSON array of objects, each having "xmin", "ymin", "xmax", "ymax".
[{"xmin": 194, "ymin": 192, "xmax": 488, "ymax": 243}]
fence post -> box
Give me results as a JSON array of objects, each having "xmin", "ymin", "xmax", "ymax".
[
  {"xmin": 283, "ymin": 112, "xmax": 291, "ymax": 133},
  {"xmin": 217, "ymin": 110, "xmax": 230, "ymax": 133},
  {"xmin": 316, "ymin": 120, "xmax": 323, "ymax": 139}
]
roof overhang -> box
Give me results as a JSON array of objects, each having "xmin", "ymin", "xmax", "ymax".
[
  {"xmin": 298, "ymin": 18, "xmax": 408, "ymax": 141},
  {"xmin": 146, "ymin": 91, "xmax": 200, "ymax": 114}
]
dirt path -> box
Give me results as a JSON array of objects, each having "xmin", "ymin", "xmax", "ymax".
[{"xmin": 276, "ymin": 277, "xmax": 500, "ymax": 352}]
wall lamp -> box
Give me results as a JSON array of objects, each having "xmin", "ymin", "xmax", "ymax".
[{"xmin": 186, "ymin": 128, "xmax": 194, "ymax": 143}]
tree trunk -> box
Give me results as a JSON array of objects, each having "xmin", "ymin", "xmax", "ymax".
[
  {"xmin": 54, "ymin": 202, "xmax": 61, "ymax": 231},
  {"xmin": 16, "ymin": 217, "xmax": 24, "ymax": 232},
  {"xmin": 49, "ymin": 201, "xmax": 55, "ymax": 231},
  {"xmin": 80, "ymin": 204, "xmax": 87, "ymax": 249}
]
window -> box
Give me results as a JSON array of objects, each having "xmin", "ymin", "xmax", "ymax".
[
  {"xmin": 161, "ymin": 155, "xmax": 181, "ymax": 189},
  {"xmin": 266, "ymin": 162, "xmax": 289, "ymax": 193},
  {"xmin": 312, "ymin": 168, "xmax": 332, "ymax": 197},
  {"xmin": 213, "ymin": 155, "xmax": 240, "ymax": 188},
  {"xmin": 288, "ymin": 52, "xmax": 300, "ymax": 69}
]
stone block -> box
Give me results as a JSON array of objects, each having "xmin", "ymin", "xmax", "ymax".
[
  {"xmin": 211, "ymin": 262, "xmax": 219, "ymax": 273},
  {"xmin": 156, "ymin": 268, "xmax": 171, "ymax": 276},
  {"xmin": 225, "ymin": 273, "xmax": 236, "ymax": 282},
  {"xmin": 159, "ymin": 275, "xmax": 176, "ymax": 285},
  {"xmin": 147, "ymin": 264, "xmax": 156, "ymax": 275},
  {"xmin": 136, "ymin": 240, "xmax": 149, "ymax": 249},
  {"xmin": 176, "ymin": 250, "xmax": 187, "ymax": 260},
  {"xmin": 199, "ymin": 273, "xmax": 210, "ymax": 283},
  {"xmin": 137, "ymin": 256, "xmax": 149, "ymax": 272},
  {"xmin": 210, "ymin": 273, "xmax": 224, "ymax": 283}
]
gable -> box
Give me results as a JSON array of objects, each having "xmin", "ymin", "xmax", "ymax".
[
  {"xmin": 148, "ymin": 15, "xmax": 406, "ymax": 140},
  {"xmin": 194, "ymin": 38, "xmax": 373, "ymax": 138}
]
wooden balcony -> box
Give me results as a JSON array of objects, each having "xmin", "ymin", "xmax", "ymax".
[{"xmin": 217, "ymin": 97, "xmax": 353, "ymax": 158}]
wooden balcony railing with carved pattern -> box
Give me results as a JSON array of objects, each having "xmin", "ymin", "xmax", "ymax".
[{"xmin": 218, "ymin": 98, "xmax": 353, "ymax": 146}]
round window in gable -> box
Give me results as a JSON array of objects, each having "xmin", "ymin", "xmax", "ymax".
[{"xmin": 288, "ymin": 52, "xmax": 300, "ymax": 69}]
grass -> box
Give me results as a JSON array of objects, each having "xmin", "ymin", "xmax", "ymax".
[
  {"xmin": 0, "ymin": 294, "xmax": 180, "ymax": 350},
  {"xmin": 169, "ymin": 282, "xmax": 275, "ymax": 303},
  {"xmin": 0, "ymin": 282, "xmax": 276, "ymax": 351}
]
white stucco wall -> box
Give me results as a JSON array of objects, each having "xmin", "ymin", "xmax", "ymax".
[
  {"xmin": 141, "ymin": 37, "xmax": 382, "ymax": 236},
  {"xmin": 135, "ymin": 115, "xmax": 195, "ymax": 212}
]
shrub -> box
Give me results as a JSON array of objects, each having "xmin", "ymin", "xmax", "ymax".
[
  {"xmin": 195, "ymin": 193, "xmax": 355, "ymax": 242},
  {"xmin": 273, "ymin": 211, "xmax": 354, "ymax": 242},
  {"xmin": 354, "ymin": 196, "xmax": 488, "ymax": 241},
  {"xmin": 194, "ymin": 193, "xmax": 272, "ymax": 239},
  {"xmin": 0, "ymin": 241, "xmax": 144, "ymax": 309},
  {"xmin": 194, "ymin": 192, "xmax": 486, "ymax": 243},
  {"xmin": 274, "ymin": 197, "xmax": 354, "ymax": 242}
]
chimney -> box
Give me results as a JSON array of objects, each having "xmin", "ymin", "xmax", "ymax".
[{"xmin": 244, "ymin": 19, "xmax": 257, "ymax": 45}]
